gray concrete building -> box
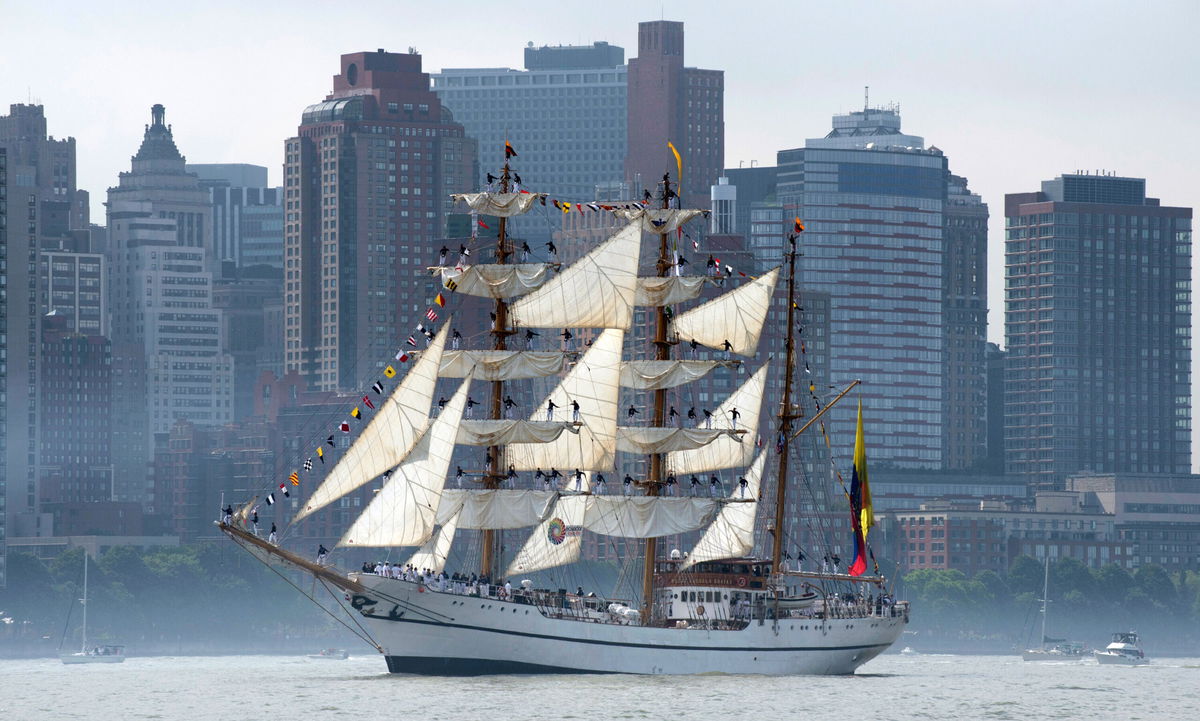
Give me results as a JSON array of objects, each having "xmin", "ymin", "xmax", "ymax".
[{"xmin": 188, "ymin": 163, "xmax": 283, "ymax": 271}]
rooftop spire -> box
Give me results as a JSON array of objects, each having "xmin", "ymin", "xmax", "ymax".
[{"xmin": 134, "ymin": 103, "xmax": 183, "ymax": 163}]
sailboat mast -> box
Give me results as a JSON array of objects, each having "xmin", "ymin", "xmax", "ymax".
[
  {"xmin": 640, "ymin": 174, "xmax": 673, "ymax": 622},
  {"xmin": 1040, "ymin": 556, "xmax": 1049, "ymax": 650},
  {"xmin": 79, "ymin": 551, "xmax": 87, "ymax": 652},
  {"xmin": 771, "ymin": 234, "xmax": 800, "ymax": 575},
  {"xmin": 481, "ymin": 159, "xmax": 513, "ymax": 580}
]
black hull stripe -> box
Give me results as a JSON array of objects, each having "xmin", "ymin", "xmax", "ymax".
[
  {"xmin": 386, "ymin": 655, "xmax": 619, "ymax": 676},
  {"xmin": 365, "ymin": 612, "xmax": 897, "ymax": 653}
]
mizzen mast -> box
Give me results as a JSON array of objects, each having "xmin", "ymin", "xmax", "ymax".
[{"xmin": 770, "ymin": 232, "xmax": 800, "ymax": 575}]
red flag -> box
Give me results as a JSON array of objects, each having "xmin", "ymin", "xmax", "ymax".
[
  {"xmin": 363, "ymin": 395, "xmax": 375, "ymax": 410},
  {"xmin": 426, "ymin": 308, "xmax": 438, "ymax": 322},
  {"xmin": 340, "ymin": 422, "xmax": 350, "ymax": 433},
  {"xmin": 794, "ymin": 217, "xmax": 805, "ymax": 233},
  {"xmin": 434, "ymin": 293, "xmax": 445, "ymax": 307},
  {"xmin": 505, "ymin": 141, "xmax": 517, "ymax": 158}
]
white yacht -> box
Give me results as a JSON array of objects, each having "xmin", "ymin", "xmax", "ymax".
[{"xmin": 1094, "ymin": 632, "xmax": 1148, "ymax": 665}]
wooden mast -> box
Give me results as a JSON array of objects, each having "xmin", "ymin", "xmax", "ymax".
[
  {"xmin": 481, "ymin": 155, "xmax": 513, "ymax": 580},
  {"xmin": 640, "ymin": 174, "xmax": 673, "ymax": 623},
  {"xmin": 770, "ymin": 233, "xmax": 800, "ymax": 576}
]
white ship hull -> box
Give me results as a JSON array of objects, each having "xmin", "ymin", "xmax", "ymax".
[
  {"xmin": 352, "ymin": 575, "xmax": 906, "ymax": 675},
  {"xmin": 60, "ymin": 653, "xmax": 126, "ymax": 665},
  {"xmin": 1094, "ymin": 651, "xmax": 1148, "ymax": 666}
]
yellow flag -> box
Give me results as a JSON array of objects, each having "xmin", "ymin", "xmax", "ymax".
[
  {"xmin": 667, "ymin": 141, "xmax": 682, "ymax": 181},
  {"xmin": 384, "ymin": 365, "xmax": 396, "ymax": 378},
  {"xmin": 854, "ymin": 400, "xmax": 874, "ymax": 536}
]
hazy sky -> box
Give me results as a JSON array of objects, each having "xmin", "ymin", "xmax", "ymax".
[{"xmin": 2, "ymin": 0, "xmax": 1197, "ymax": 349}]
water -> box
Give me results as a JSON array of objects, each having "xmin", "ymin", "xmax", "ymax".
[{"xmin": 3, "ymin": 653, "xmax": 1197, "ymax": 720}]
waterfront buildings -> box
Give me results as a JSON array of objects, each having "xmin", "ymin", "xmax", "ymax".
[
  {"xmin": 1004, "ymin": 174, "xmax": 1191, "ymax": 482},
  {"xmin": 284, "ymin": 50, "xmax": 475, "ymax": 392},
  {"xmin": 188, "ymin": 163, "xmax": 284, "ymax": 271},
  {"xmin": 626, "ymin": 21, "xmax": 723, "ymax": 209},
  {"xmin": 0, "ymin": 147, "xmax": 7, "ymax": 585}
]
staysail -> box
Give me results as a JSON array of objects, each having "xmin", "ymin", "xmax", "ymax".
[
  {"xmin": 295, "ymin": 323, "xmax": 450, "ymax": 521},
  {"xmin": 670, "ymin": 268, "xmax": 780, "ymax": 357},
  {"xmin": 505, "ymin": 328, "xmax": 623, "ymax": 471},
  {"xmin": 435, "ymin": 263, "xmax": 554, "ymax": 299},
  {"xmin": 505, "ymin": 494, "xmax": 589, "ymax": 576},
  {"xmin": 682, "ymin": 450, "xmax": 767, "ymax": 568},
  {"xmin": 439, "ymin": 350, "xmax": 567, "ymax": 381},
  {"xmin": 666, "ymin": 364, "xmax": 768, "ymax": 475},
  {"xmin": 338, "ymin": 377, "xmax": 470, "ymax": 548},
  {"xmin": 406, "ymin": 514, "xmax": 458, "ymax": 573},
  {"xmin": 508, "ymin": 222, "xmax": 641, "ymax": 330}
]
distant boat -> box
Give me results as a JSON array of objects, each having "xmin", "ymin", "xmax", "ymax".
[
  {"xmin": 307, "ymin": 648, "xmax": 349, "ymax": 660},
  {"xmin": 1094, "ymin": 632, "xmax": 1148, "ymax": 666},
  {"xmin": 1022, "ymin": 558, "xmax": 1085, "ymax": 662},
  {"xmin": 59, "ymin": 552, "xmax": 126, "ymax": 665}
]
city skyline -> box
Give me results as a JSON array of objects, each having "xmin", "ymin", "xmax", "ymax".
[{"xmin": 2, "ymin": 0, "xmax": 1197, "ymax": 351}]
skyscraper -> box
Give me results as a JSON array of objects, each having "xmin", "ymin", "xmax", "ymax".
[
  {"xmin": 188, "ymin": 163, "xmax": 283, "ymax": 271},
  {"xmin": 284, "ymin": 50, "xmax": 476, "ymax": 392},
  {"xmin": 0, "ymin": 147, "xmax": 7, "ymax": 585},
  {"xmin": 626, "ymin": 21, "xmax": 724, "ymax": 209},
  {"xmin": 777, "ymin": 107, "xmax": 962, "ymax": 469},
  {"xmin": 1004, "ymin": 174, "xmax": 1192, "ymax": 482}
]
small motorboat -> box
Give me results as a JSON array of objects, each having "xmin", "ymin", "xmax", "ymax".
[
  {"xmin": 1094, "ymin": 632, "xmax": 1148, "ymax": 666},
  {"xmin": 307, "ymin": 648, "xmax": 349, "ymax": 660}
]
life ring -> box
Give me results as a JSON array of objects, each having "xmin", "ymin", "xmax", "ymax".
[
  {"xmin": 418, "ymin": 585, "xmax": 425, "ymax": 593},
  {"xmin": 696, "ymin": 605, "xmax": 706, "ymax": 616},
  {"xmin": 736, "ymin": 576, "xmax": 748, "ymax": 588}
]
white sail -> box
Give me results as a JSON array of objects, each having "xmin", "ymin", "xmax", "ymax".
[
  {"xmin": 612, "ymin": 208, "xmax": 704, "ymax": 236},
  {"xmin": 505, "ymin": 495, "xmax": 589, "ymax": 576},
  {"xmin": 440, "ymin": 350, "xmax": 567, "ymax": 381},
  {"xmin": 295, "ymin": 323, "xmax": 450, "ymax": 521},
  {"xmin": 670, "ymin": 268, "xmax": 780, "ymax": 357},
  {"xmin": 667, "ymin": 364, "xmax": 768, "ymax": 475},
  {"xmin": 457, "ymin": 420, "xmax": 579, "ymax": 447},
  {"xmin": 616, "ymin": 427, "xmax": 737, "ymax": 455},
  {"xmin": 619, "ymin": 360, "xmax": 723, "ymax": 390},
  {"xmin": 406, "ymin": 514, "xmax": 458, "ymax": 573},
  {"xmin": 436, "ymin": 489, "xmax": 557, "ymax": 529},
  {"xmin": 682, "ymin": 451, "xmax": 768, "ymax": 569},
  {"xmin": 435, "ymin": 263, "xmax": 553, "ymax": 299},
  {"xmin": 582, "ymin": 497, "xmax": 718, "ymax": 538},
  {"xmin": 508, "ymin": 222, "xmax": 641, "ymax": 330},
  {"xmin": 635, "ymin": 276, "xmax": 707, "ymax": 306},
  {"xmin": 505, "ymin": 329, "xmax": 623, "ymax": 471},
  {"xmin": 337, "ymin": 377, "xmax": 470, "ymax": 548},
  {"xmin": 452, "ymin": 192, "xmax": 543, "ymax": 218}
]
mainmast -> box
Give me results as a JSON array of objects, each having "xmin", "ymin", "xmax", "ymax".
[
  {"xmin": 770, "ymin": 233, "xmax": 799, "ymax": 575},
  {"xmin": 640, "ymin": 174, "xmax": 674, "ymax": 621},
  {"xmin": 481, "ymin": 157, "xmax": 514, "ymax": 580}
]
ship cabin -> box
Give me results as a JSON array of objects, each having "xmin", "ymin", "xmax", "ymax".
[{"xmin": 652, "ymin": 556, "xmax": 779, "ymax": 627}]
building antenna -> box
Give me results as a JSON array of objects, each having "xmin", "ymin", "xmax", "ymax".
[{"xmin": 864, "ymin": 85, "xmax": 869, "ymax": 111}]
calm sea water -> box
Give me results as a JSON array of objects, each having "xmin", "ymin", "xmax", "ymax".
[{"xmin": 2, "ymin": 652, "xmax": 1197, "ymax": 720}]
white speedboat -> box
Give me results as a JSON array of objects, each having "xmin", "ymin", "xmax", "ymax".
[
  {"xmin": 307, "ymin": 648, "xmax": 349, "ymax": 660},
  {"xmin": 1094, "ymin": 632, "xmax": 1148, "ymax": 665}
]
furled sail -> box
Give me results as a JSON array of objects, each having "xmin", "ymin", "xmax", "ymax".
[
  {"xmin": 682, "ymin": 451, "xmax": 767, "ymax": 569},
  {"xmin": 619, "ymin": 359, "xmax": 723, "ymax": 390},
  {"xmin": 452, "ymin": 192, "xmax": 543, "ymax": 218},
  {"xmin": 670, "ymin": 267, "xmax": 780, "ymax": 357},
  {"xmin": 508, "ymin": 222, "xmax": 641, "ymax": 330},
  {"xmin": 635, "ymin": 276, "xmax": 707, "ymax": 306},
  {"xmin": 616, "ymin": 427, "xmax": 737, "ymax": 455},
  {"xmin": 582, "ymin": 497, "xmax": 718, "ymax": 538},
  {"xmin": 505, "ymin": 494, "xmax": 589, "ymax": 576},
  {"xmin": 337, "ymin": 377, "xmax": 470, "ymax": 548},
  {"xmin": 439, "ymin": 350, "xmax": 567, "ymax": 381},
  {"xmin": 666, "ymin": 364, "xmax": 768, "ymax": 475},
  {"xmin": 457, "ymin": 420, "xmax": 579, "ymax": 447},
  {"xmin": 434, "ymin": 263, "xmax": 553, "ymax": 299},
  {"xmin": 612, "ymin": 208, "xmax": 704, "ymax": 236},
  {"xmin": 295, "ymin": 323, "xmax": 450, "ymax": 521},
  {"xmin": 436, "ymin": 489, "xmax": 557, "ymax": 529},
  {"xmin": 505, "ymin": 329, "xmax": 623, "ymax": 471},
  {"xmin": 406, "ymin": 514, "xmax": 458, "ymax": 574}
]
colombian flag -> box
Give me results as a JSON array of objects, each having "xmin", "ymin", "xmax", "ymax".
[{"xmin": 848, "ymin": 400, "xmax": 873, "ymax": 576}]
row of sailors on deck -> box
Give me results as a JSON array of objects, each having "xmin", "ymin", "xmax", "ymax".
[{"xmin": 361, "ymin": 563, "xmax": 521, "ymax": 599}]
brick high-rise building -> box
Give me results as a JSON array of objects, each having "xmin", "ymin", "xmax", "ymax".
[
  {"xmin": 284, "ymin": 50, "xmax": 476, "ymax": 392},
  {"xmin": 1004, "ymin": 174, "xmax": 1192, "ymax": 482},
  {"xmin": 625, "ymin": 21, "xmax": 724, "ymax": 209}
]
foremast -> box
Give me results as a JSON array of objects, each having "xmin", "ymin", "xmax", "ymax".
[
  {"xmin": 482, "ymin": 159, "xmax": 514, "ymax": 580},
  {"xmin": 770, "ymin": 233, "xmax": 799, "ymax": 575},
  {"xmin": 640, "ymin": 174, "xmax": 675, "ymax": 622}
]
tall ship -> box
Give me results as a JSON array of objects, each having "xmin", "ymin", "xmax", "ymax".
[{"xmin": 221, "ymin": 151, "xmax": 908, "ymax": 675}]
